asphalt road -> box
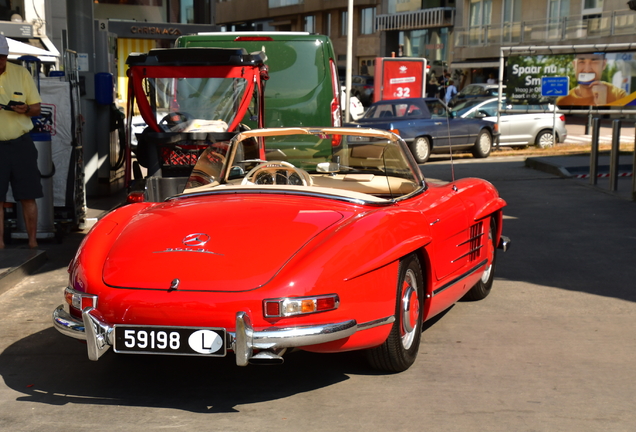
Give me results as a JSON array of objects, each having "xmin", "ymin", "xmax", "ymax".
[{"xmin": 1, "ymin": 155, "xmax": 635, "ymax": 431}]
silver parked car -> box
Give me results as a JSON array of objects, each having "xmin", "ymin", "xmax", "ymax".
[{"xmin": 452, "ymin": 98, "xmax": 567, "ymax": 148}]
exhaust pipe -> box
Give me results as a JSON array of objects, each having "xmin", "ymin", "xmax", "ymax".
[{"xmin": 248, "ymin": 348, "xmax": 286, "ymax": 365}]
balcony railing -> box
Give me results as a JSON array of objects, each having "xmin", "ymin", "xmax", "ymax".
[
  {"xmin": 376, "ymin": 7, "xmax": 455, "ymax": 32},
  {"xmin": 269, "ymin": 0, "xmax": 303, "ymax": 8},
  {"xmin": 455, "ymin": 8, "xmax": 635, "ymax": 47}
]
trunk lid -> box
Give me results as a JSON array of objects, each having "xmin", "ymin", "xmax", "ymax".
[{"xmin": 102, "ymin": 194, "xmax": 344, "ymax": 291}]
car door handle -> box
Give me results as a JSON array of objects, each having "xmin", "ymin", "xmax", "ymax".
[{"xmin": 435, "ymin": 122, "xmax": 443, "ymax": 125}]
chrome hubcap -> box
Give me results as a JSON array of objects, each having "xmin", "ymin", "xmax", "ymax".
[
  {"xmin": 415, "ymin": 139, "xmax": 429, "ymax": 160},
  {"xmin": 480, "ymin": 134, "xmax": 491, "ymax": 152},
  {"xmin": 400, "ymin": 269, "xmax": 420, "ymax": 350},
  {"xmin": 481, "ymin": 223, "xmax": 495, "ymax": 283}
]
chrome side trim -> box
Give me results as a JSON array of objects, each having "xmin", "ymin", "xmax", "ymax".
[
  {"xmin": 357, "ymin": 315, "xmax": 395, "ymax": 330},
  {"xmin": 433, "ymin": 259, "xmax": 488, "ymax": 296},
  {"xmin": 451, "ymin": 244, "xmax": 484, "ymax": 263}
]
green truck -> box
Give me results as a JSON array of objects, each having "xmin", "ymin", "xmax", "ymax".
[{"xmin": 175, "ymin": 32, "xmax": 342, "ymax": 129}]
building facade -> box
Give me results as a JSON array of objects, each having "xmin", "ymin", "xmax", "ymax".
[{"xmin": 452, "ymin": 0, "xmax": 636, "ymax": 85}]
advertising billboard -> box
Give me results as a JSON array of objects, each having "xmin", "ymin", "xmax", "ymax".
[
  {"xmin": 374, "ymin": 57, "xmax": 427, "ymax": 103},
  {"xmin": 506, "ymin": 52, "xmax": 636, "ymax": 108}
]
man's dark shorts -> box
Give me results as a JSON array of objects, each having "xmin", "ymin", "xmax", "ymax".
[{"xmin": 0, "ymin": 133, "xmax": 44, "ymax": 201}]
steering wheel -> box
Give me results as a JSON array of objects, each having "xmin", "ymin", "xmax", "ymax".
[
  {"xmin": 241, "ymin": 161, "xmax": 312, "ymax": 186},
  {"xmin": 158, "ymin": 111, "xmax": 192, "ymax": 132}
]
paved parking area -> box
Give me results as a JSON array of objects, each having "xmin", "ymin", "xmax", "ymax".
[{"xmin": 0, "ymin": 155, "xmax": 635, "ymax": 431}]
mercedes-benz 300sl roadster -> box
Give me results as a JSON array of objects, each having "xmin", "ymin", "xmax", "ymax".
[{"xmin": 53, "ymin": 127, "xmax": 509, "ymax": 372}]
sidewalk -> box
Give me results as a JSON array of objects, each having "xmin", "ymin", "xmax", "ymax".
[{"xmin": 0, "ymin": 190, "xmax": 127, "ymax": 295}]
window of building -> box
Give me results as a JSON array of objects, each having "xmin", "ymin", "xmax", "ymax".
[
  {"xmin": 341, "ymin": 10, "xmax": 348, "ymax": 36},
  {"xmin": 502, "ymin": 0, "xmax": 522, "ymax": 42},
  {"xmin": 503, "ymin": 0, "xmax": 521, "ymax": 23},
  {"xmin": 360, "ymin": 7, "xmax": 376, "ymax": 35},
  {"xmin": 181, "ymin": 0, "xmax": 194, "ymax": 23},
  {"xmin": 470, "ymin": 0, "xmax": 493, "ymax": 27},
  {"xmin": 304, "ymin": 15, "xmax": 315, "ymax": 33},
  {"xmin": 547, "ymin": 0, "xmax": 569, "ymax": 21},
  {"xmin": 582, "ymin": 0, "xmax": 603, "ymax": 13},
  {"xmin": 323, "ymin": 12, "xmax": 332, "ymax": 37}
]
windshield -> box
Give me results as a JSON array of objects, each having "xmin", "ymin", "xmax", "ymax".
[
  {"xmin": 184, "ymin": 128, "xmax": 424, "ymax": 202},
  {"xmin": 140, "ymin": 76, "xmax": 249, "ymax": 132}
]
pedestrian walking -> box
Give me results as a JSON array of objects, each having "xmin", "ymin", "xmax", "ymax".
[
  {"xmin": 0, "ymin": 34, "xmax": 43, "ymax": 249},
  {"xmin": 444, "ymin": 79, "xmax": 458, "ymax": 105}
]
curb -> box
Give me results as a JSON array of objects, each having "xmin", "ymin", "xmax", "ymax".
[{"xmin": 0, "ymin": 249, "xmax": 48, "ymax": 296}]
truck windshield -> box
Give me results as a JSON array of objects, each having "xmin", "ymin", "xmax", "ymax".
[{"xmin": 141, "ymin": 76, "xmax": 249, "ymax": 132}]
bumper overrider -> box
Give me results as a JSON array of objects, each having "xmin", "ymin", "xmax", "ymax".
[{"xmin": 52, "ymin": 305, "xmax": 374, "ymax": 365}]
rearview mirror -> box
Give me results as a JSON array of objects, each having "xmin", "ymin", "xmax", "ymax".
[{"xmin": 317, "ymin": 162, "xmax": 341, "ymax": 173}]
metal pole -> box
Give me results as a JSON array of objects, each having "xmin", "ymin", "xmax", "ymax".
[
  {"xmin": 496, "ymin": 48, "xmax": 504, "ymax": 150},
  {"xmin": 589, "ymin": 118, "xmax": 600, "ymax": 186},
  {"xmin": 632, "ymin": 125, "xmax": 636, "ymax": 201},
  {"xmin": 344, "ymin": 0, "xmax": 353, "ymax": 123},
  {"xmin": 609, "ymin": 119, "xmax": 621, "ymax": 192}
]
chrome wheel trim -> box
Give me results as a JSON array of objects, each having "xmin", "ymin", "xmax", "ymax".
[
  {"xmin": 414, "ymin": 138, "xmax": 430, "ymax": 161},
  {"xmin": 539, "ymin": 132, "xmax": 554, "ymax": 148},
  {"xmin": 481, "ymin": 222, "xmax": 495, "ymax": 283},
  {"xmin": 400, "ymin": 269, "xmax": 420, "ymax": 350},
  {"xmin": 479, "ymin": 132, "xmax": 491, "ymax": 153}
]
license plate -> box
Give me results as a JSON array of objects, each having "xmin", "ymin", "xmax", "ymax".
[{"xmin": 113, "ymin": 325, "xmax": 226, "ymax": 357}]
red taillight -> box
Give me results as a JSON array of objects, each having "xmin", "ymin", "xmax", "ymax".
[
  {"xmin": 331, "ymin": 134, "xmax": 342, "ymax": 147},
  {"xmin": 329, "ymin": 59, "xmax": 342, "ymax": 126},
  {"xmin": 127, "ymin": 191, "xmax": 145, "ymax": 203},
  {"xmin": 234, "ymin": 36, "xmax": 273, "ymax": 41},
  {"xmin": 389, "ymin": 128, "xmax": 400, "ymax": 136},
  {"xmin": 264, "ymin": 294, "xmax": 340, "ymax": 318},
  {"xmin": 265, "ymin": 301, "xmax": 280, "ymax": 317},
  {"xmin": 559, "ymin": 115, "xmax": 565, "ymax": 122},
  {"xmin": 316, "ymin": 296, "xmax": 336, "ymax": 311},
  {"xmin": 331, "ymin": 98, "xmax": 342, "ymax": 127}
]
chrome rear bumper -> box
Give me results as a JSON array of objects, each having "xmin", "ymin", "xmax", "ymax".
[{"xmin": 52, "ymin": 305, "xmax": 360, "ymax": 365}]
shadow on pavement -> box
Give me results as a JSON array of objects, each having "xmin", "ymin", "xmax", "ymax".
[
  {"xmin": 424, "ymin": 158, "xmax": 636, "ymax": 303},
  {"xmin": 0, "ymin": 328, "xmax": 371, "ymax": 413}
]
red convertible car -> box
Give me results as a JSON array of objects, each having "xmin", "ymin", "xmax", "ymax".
[{"xmin": 53, "ymin": 127, "xmax": 509, "ymax": 372}]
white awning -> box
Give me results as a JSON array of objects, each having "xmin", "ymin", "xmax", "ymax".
[
  {"xmin": 7, "ymin": 36, "xmax": 60, "ymax": 62},
  {"xmin": 450, "ymin": 61, "xmax": 500, "ymax": 69}
]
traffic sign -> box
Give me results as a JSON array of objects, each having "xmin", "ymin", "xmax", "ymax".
[{"xmin": 541, "ymin": 76, "xmax": 569, "ymax": 97}]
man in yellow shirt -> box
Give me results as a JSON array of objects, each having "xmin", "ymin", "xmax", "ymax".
[
  {"xmin": 0, "ymin": 35, "xmax": 43, "ymax": 249},
  {"xmin": 556, "ymin": 53, "xmax": 627, "ymax": 106}
]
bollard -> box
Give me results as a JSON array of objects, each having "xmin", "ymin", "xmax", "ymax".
[
  {"xmin": 609, "ymin": 119, "xmax": 621, "ymax": 192},
  {"xmin": 632, "ymin": 126, "xmax": 636, "ymax": 201},
  {"xmin": 589, "ymin": 118, "xmax": 600, "ymax": 186}
]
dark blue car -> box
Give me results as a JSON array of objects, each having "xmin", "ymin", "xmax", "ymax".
[{"xmin": 347, "ymin": 97, "xmax": 495, "ymax": 163}]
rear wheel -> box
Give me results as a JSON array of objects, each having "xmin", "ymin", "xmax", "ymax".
[
  {"xmin": 366, "ymin": 254, "xmax": 424, "ymax": 372},
  {"xmin": 462, "ymin": 217, "xmax": 497, "ymax": 301},
  {"xmin": 535, "ymin": 130, "xmax": 555, "ymax": 149},
  {"xmin": 472, "ymin": 130, "xmax": 492, "ymax": 158},
  {"xmin": 410, "ymin": 137, "xmax": 431, "ymax": 163}
]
